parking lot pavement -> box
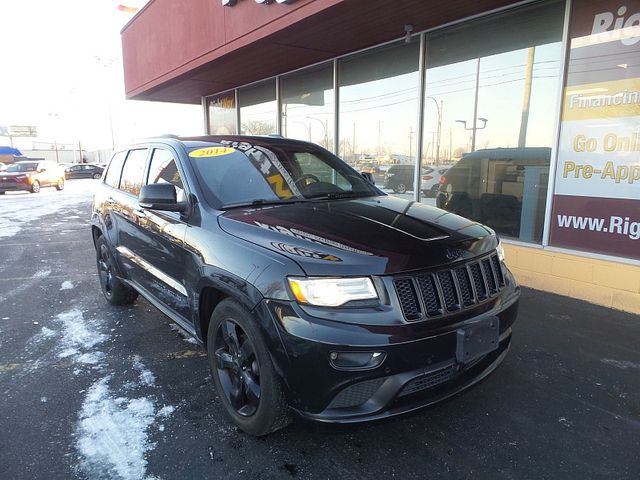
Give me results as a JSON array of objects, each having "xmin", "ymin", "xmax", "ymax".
[{"xmin": 0, "ymin": 180, "xmax": 638, "ymax": 480}]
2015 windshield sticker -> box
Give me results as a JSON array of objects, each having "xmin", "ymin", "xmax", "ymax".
[{"xmin": 189, "ymin": 147, "xmax": 236, "ymax": 158}]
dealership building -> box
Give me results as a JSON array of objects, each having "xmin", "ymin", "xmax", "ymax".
[{"xmin": 121, "ymin": 0, "xmax": 640, "ymax": 314}]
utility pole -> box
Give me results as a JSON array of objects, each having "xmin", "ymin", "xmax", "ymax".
[
  {"xmin": 408, "ymin": 127, "xmax": 414, "ymax": 160},
  {"xmin": 471, "ymin": 58, "xmax": 481, "ymax": 152},
  {"xmin": 519, "ymin": 47, "xmax": 535, "ymax": 147}
]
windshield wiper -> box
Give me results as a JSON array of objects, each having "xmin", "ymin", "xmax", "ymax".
[
  {"xmin": 308, "ymin": 191, "xmax": 376, "ymax": 201},
  {"xmin": 221, "ymin": 198, "xmax": 307, "ymax": 210}
]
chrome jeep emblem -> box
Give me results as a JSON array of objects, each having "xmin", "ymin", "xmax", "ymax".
[{"xmin": 445, "ymin": 248, "xmax": 464, "ymax": 260}]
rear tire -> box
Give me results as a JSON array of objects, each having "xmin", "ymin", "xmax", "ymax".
[
  {"xmin": 394, "ymin": 183, "xmax": 407, "ymax": 194},
  {"xmin": 207, "ymin": 298, "xmax": 290, "ymax": 436},
  {"xmin": 93, "ymin": 173, "xmax": 101, "ymax": 179},
  {"xmin": 96, "ymin": 235, "xmax": 138, "ymax": 305},
  {"xmin": 31, "ymin": 181, "xmax": 40, "ymax": 193}
]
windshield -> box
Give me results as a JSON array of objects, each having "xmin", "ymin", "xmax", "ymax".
[
  {"xmin": 6, "ymin": 163, "xmax": 37, "ymax": 172},
  {"xmin": 187, "ymin": 141, "xmax": 381, "ymax": 208}
]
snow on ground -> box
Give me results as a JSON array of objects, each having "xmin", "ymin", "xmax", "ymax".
[
  {"xmin": 60, "ymin": 281, "xmax": 74, "ymax": 290},
  {"xmin": 24, "ymin": 306, "xmax": 175, "ymax": 479},
  {"xmin": 0, "ymin": 180, "xmax": 95, "ymax": 239},
  {"xmin": 77, "ymin": 377, "xmax": 157, "ymax": 480},
  {"xmin": 55, "ymin": 309, "xmax": 108, "ymax": 360}
]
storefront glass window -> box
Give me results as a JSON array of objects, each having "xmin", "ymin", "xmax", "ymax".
[
  {"xmin": 208, "ymin": 90, "xmax": 237, "ymax": 135},
  {"xmin": 281, "ymin": 63, "xmax": 335, "ymax": 152},
  {"xmin": 429, "ymin": 0, "xmax": 565, "ymax": 243},
  {"xmin": 239, "ymin": 79, "xmax": 276, "ymax": 135},
  {"xmin": 339, "ymin": 41, "xmax": 420, "ymax": 178}
]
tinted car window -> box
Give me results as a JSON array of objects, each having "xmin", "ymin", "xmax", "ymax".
[
  {"xmin": 119, "ymin": 149, "xmax": 148, "ymax": 196},
  {"xmin": 6, "ymin": 163, "xmax": 38, "ymax": 172},
  {"xmin": 104, "ymin": 151, "xmax": 127, "ymax": 188},
  {"xmin": 188, "ymin": 142, "xmax": 378, "ymax": 207},
  {"xmin": 147, "ymin": 148, "xmax": 186, "ymax": 202}
]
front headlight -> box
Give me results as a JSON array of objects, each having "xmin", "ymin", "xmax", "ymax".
[
  {"xmin": 287, "ymin": 277, "xmax": 378, "ymax": 307},
  {"xmin": 496, "ymin": 241, "xmax": 505, "ymax": 262}
]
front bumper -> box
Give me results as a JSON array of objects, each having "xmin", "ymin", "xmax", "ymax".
[
  {"xmin": 0, "ymin": 182, "xmax": 30, "ymax": 192},
  {"xmin": 263, "ymin": 281, "xmax": 519, "ymax": 423}
]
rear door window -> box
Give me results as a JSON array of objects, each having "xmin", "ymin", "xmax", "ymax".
[
  {"xmin": 104, "ymin": 151, "xmax": 127, "ymax": 188},
  {"xmin": 119, "ymin": 149, "xmax": 149, "ymax": 196}
]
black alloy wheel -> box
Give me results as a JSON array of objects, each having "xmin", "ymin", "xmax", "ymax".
[
  {"xmin": 207, "ymin": 298, "xmax": 290, "ymax": 436},
  {"xmin": 97, "ymin": 242, "xmax": 114, "ymax": 300},
  {"xmin": 214, "ymin": 319, "xmax": 261, "ymax": 417},
  {"xmin": 95, "ymin": 236, "xmax": 138, "ymax": 305}
]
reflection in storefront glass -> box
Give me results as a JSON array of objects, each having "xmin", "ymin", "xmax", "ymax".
[
  {"xmin": 239, "ymin": 79, "xmax": 277, "ymax": 135},
  {"xmin": 281, "ymin": 63, "xmax": 335, "ymax": 153},
  {"xmin": 208, "ymin": 91, "xmax": 237, "ymax": 135},
  {"xmin": 428, "ymin": 0, "xmax": 564, "ymax": 243},
  {"xmin": 339, "ymin": 41, "xmax": 420, "ymax": 178}
]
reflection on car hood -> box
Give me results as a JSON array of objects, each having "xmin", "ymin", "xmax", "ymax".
[{"xmin": 218, "ymin": 195, "xmax": 497, "ymax": 275}]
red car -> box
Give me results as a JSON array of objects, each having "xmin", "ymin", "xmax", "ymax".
[{"xmin": 0, "ymin": 161, "xmax": 66, "ymax": 194}]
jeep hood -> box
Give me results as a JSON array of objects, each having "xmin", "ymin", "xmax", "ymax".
[{"xmin": 218, "ymin": 195, "xmax": 498, "ymax": 276}]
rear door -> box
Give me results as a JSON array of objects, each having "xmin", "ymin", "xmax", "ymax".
[
  {"xmin": 130, "ymin": 146, "xmax": 191, "ymax": 320},
  {"xmin": 109, "ymin": 148, "xmax": 151, "ymax": 284}
]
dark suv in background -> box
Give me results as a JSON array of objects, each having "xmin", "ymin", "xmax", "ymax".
[{"xmin": 92, "ymin": 135, "xmax": 519, "ymax": 435}]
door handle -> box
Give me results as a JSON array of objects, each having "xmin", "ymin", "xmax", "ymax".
[{"xmin": 133, "ymin": 208, "xmax": 146, "ymax": 219}]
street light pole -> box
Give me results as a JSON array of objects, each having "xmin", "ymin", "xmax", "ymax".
[
  {"xmin": 455, "ymin": 118, "xmax": 488, "ymax": 152},
  {"xmin": 306, "ymin": 116, "xmax": 328, "ymax": 148}
]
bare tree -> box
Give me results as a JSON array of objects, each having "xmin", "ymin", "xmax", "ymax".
[{"xmin": 242, "ymin": 120, "xmax": 276, "ymax": 135}]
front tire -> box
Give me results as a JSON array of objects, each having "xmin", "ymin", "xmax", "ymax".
[
  {"xmin": 96, "ymin": 235, "xmax": 138, "ymax": 305},
  {"xmin": 55, "ymin": 178, "xmax": 65, "ymax": 191},
  {"xmin": 31, "ymin": 181, "xmax": 40, "ymax": 193},
  {"xmin": 207, "ymin": 298, "xmax": 290, "ymax": 436},
  {"xmin": 93, "ymin": 173, "xmax": 102, "ymax": 179}
]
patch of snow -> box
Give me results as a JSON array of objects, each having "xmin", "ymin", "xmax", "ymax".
[
  {"xmin": 77, "ymin": 352, "xmax": 106, "ymax": 365},
  {"xmin": 33, "ymin": 269, "xmax": 52, "ymax": 279},
  {"xmin": 56, "ymin": 309, "xmax": 107, "ymax": 353},
  {"xmin": 41, "ymin": 397, "xmax": 48, "ymax": 403},
  {"xmin": 76, "ymin": 377, "xmax": 157, "ymax": 480},
  {"xmin": 601, "ymin": 358, "xmax": 640, "ymax": 370},
  {"xmin": 60, "ymin": 281, "xmax": 74, "ymax": 291},
  {"xmin": 157, "ymin": 405, "xmax": 175, "ymax": 418},
  {"xmin": 59, "ymin": 347, "xmax": 81, "ymax": 359},
  {"xmin": 132, "ymin": 356, "xmax": 156, "ymax": 387},
  {"xmin": 0, "ymin": 188, "xmax": 90, "ymax": 238}
]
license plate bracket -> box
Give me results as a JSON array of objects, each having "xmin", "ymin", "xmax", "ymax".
[{"xmin": 456, "ymin": 316, "xmax": 500, "ymax": 364}]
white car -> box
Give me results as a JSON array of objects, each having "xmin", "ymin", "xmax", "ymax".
[{"xmin": 421, "ymin": 167, "xmax": 448, "ymax": 197}]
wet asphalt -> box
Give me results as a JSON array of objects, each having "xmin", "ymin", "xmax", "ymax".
[{"xmin": 0, "ymin": 180, "xmax": 638, "ymax": 480}]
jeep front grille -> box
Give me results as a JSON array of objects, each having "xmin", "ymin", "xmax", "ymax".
[{"xmin": 393, "ymin": 253, "xmax": 505, "ymax": 322}]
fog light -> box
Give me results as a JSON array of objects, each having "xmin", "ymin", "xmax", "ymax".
[{"xmin": 329, "ymin": 351, "xmax": 386, "ymax": 371}]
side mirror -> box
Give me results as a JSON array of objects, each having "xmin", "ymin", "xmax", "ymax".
[
  {"xmin": 361, "ymin": 172, "xmax": 375, "ymax": 185},
  {"xmin": 139, "ymin": 183, "xmax": 187, "ymax": 212}
]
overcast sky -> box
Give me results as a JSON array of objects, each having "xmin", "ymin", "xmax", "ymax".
[{"xmin": 0, "ymin": 0, "xmax": 202, "ymax": 152}]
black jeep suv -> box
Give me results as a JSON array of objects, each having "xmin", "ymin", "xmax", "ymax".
[{"xmin": 91, "ymin": 135, "xmax": 519, "ymax": 435}]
